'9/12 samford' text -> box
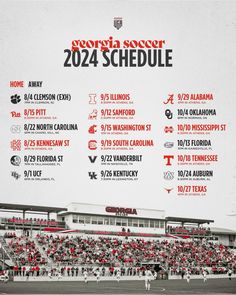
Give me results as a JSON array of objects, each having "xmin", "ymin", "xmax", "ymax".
[{"xmin": 64, "ymin": 49, "xmax": 173, "ymax": 67}]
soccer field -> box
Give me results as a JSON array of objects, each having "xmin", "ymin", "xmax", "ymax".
[{"xmin": 0, "ymin": 278, "xmax": 235, "ymax": 294}]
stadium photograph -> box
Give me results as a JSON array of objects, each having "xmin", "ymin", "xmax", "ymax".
[{"xmin": 0, "ymin": 202, "xmax": 236, "ymax": 294}]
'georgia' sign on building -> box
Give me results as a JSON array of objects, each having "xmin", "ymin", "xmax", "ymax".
[{"xmin": 105, "ymin": 206, "xmax": 138, "ymax": 216}]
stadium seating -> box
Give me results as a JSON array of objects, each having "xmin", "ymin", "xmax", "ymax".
[
  {"xmin": 167, "ymin": 226, "xmax": 211, "ymax": 236},
  {"xmin": 7, "ymin": 236, "xmax": 47, "ymax": 266},
  {"xmin": 6, "ymin": 217, "xmax": 58, "ymax": 226},
  {"xmin": 4, "ymin": 234, "xmax": 236, "ymax": 276}
]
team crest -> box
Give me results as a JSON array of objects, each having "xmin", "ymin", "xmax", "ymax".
[{"xmin": 114, "ymin": 17, "xmax": 123, "ymax": 30}]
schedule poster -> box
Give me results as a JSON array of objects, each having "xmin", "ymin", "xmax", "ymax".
[{"xmin": 0, "ymin": 0, "xmax": 236, "ymax": 293}]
